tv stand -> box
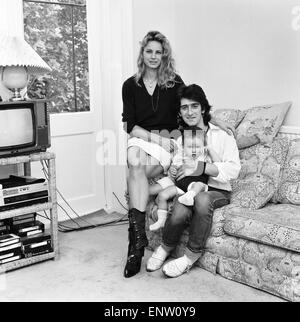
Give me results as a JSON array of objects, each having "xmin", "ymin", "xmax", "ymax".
[{"xmin": 0, "ymin": 152, "xmax": 58, "ymax": 272}]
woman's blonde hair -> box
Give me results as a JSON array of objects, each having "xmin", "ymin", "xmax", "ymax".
[{"xmin": 135, "ymin": 31, "xmax": 176, "ymax": 89}]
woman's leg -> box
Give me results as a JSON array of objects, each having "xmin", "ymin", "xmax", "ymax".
[
  {"xmin": 127, "ymin": 146, "xmax": 164, "ymax": 211},
  {"xmin": 127, "ymin": 146, "xmax": 149, "ymax": 212},
  {"xmin": 124, "ymin": 147, "xmax": 164, "ymax": 278}
]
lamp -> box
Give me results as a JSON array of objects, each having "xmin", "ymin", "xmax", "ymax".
[{"xmin": 0, "ymin": 35, "xmax": 52, "ymax": 101}]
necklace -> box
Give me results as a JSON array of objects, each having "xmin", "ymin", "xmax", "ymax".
[
  {"xmin": 144, "ymin": 78, "xmax": 157, "ymax": 89},
  {"xmin": 151, "ymin": 87, "xmax": 160, "ymax": 112}
]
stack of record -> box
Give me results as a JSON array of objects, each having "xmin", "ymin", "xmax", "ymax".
[
  {"xmin": 0, "ymin": 234, "xmax": 22, "ymax": 264},
  {"xmin": 8, "ymin": 213, "xmax": 36, "ymax": 227},
  {"xmin": 21, "ymin": 233, "xmax": 52, "ymax": 258},
  {"xmin": 11, "ymin": 220, "xmax": 44, "ymax": 238}
]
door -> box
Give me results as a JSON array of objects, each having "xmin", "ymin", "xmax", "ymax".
[{"xmin": 21, "ymin": 0, "xmax": 106, "ymax": 219}]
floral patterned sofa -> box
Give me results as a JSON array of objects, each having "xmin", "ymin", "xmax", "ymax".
[{"xmin": 145, "ymin": 103, "xmax": 300, "ymax": 302}]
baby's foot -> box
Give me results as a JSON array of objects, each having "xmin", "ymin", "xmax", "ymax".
[
  {"xmin": 149, "ymin": 210, "xmax": 168, "ymax": 231},
  {"xmin": 149, "ymin": 218, "xmax": 167, "ymax": 231},
  {"xmin": 178, "ymin": 191, "xmax": 195, "ymax": 206}
]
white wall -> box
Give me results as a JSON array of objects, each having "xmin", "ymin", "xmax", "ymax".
[
  {"xmin": 132, "ymin": 0, "xmax": 176, "ymax": 66},
  {"xmin": 133, "ymin": 0, "xmax": 300, "ymax": 127},
  {"xmin": 96, "ymin": 0, "xmax": 134, "ymax": 214}
]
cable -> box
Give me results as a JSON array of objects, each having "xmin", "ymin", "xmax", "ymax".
[
  {"xmin": 37, "ymin": 211, "xmax": 72, "ymax": 233},
  {"xmin": 39, "ymin": 160, "xmax": 130, "ymax": 233},
  {"xmin": 40, "ymin": 160, "xmax": 96, "ymax": 228},
  {"xmin": 113, "ymin": 192, "xmax": 128, "ymax": 212},
  {"xmin": 57, "ymin": 215, "xmax": 128, "ymax": 233}
]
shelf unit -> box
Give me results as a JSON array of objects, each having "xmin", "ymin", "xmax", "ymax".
[{"xmin": 0, "ymin": 152, "xmax": 58, "ymax": 272}]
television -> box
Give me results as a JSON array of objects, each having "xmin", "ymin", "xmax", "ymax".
[{"xmin": 0, "ymin": 99, "xmax": 51, "ymax": 158}]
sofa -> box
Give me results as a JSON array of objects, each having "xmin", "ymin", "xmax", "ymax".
[{"xmin": 145, "ymin": 102, "xmax": 300, "ymax": 302}]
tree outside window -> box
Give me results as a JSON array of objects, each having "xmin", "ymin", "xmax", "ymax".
[{"xmin": 23, "ymin": 0, "xmax": 90, "ymax": 113}]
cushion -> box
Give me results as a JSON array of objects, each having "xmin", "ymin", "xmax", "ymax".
[
  {"xmin": 235, "ymin": 101, "xmax": 292, "ymax": 149},
  {"xmin": 230, "ymin": 137, "xmax": 290, "ymax": 210},
  {"xmin": 223, "ymin": 203, "xmax": 300, "ymax": 253},
  {"xmin": 212, "ymin": 108, "xmax": 246, "ymax": 128},
  {"xmin": 273, "ymin": 139, "xmax": 300, "ymax": 205}
]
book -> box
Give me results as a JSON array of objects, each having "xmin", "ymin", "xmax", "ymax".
[
  {"xmin": 0, "ymin": 255, "xmax": 21, "ymax": 264},
  {"xmin": 21, "ymin": 233, "xmax": 51, "ymax": 246},
  {"xmin": 11, "ymin": 217, "xmax": 36, "ymax": 226},
  {"xmin": 23, "ymin": 239, "xmax": 52, "ymax": 258},
  {"xmin": 0, "ymin": 234, "xmax": 20, "ymax": 247},
  {"xmin": 0, "ymin": 252, "xmax": 15, "ymax": 261},
  {"xmin": 11, "ymin": 213, "xmax": 36, "ymax": 223},
  {"xmin": 0, "ymin": 247, "xmax": 22, "ymax": 260},
  {"xmin": 11, "ymin": 220, "xmax": 44, "ymax": 237},
  {"xmin": 0, "ymin": 242, "xmax": 22, "ymax": 253},
  {"xmin": 23, "ymin": 229, "xmax": 44, "ymax": 237}
]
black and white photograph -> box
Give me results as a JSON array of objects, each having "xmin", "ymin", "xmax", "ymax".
[{"xmin": 0, "ymin": 0, "xmax": 299, "ymax": 308}]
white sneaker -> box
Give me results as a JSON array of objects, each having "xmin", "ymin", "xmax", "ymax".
[
  {"xmin": 146, "ymin": 246, "xmax": 169, "ymax": 272},
  {"xmin": 178, "ymin": 191, "xmax": 195, "ymax": 206},
  {"xmin": 162, "ymin": 255, "xmax": 192, "ymax": 278}
]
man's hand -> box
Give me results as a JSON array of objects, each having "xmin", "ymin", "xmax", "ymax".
[{"xmin": 176, "ymin": 164, "xmax": 194, "ymax": 181}]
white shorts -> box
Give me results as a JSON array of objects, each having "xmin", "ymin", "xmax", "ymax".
[{"xmin": 127, "ymin": 137, "xmax": 173, "ymax": 173}]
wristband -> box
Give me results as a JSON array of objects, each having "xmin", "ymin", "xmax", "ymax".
[
  {"xmin": 203, "ymin": 162, "xmax": 207, "ymax": 175},
  {"xmin": 193, "ymin": 161, "xmax": 206, "ymax": 176}
]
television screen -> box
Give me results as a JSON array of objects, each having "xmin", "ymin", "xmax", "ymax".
[{"xmin": 0, "ymin": 108, "xmax": 34, "ymax": 148}]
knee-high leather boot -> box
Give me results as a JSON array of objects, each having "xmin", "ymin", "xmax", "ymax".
[{"xmin": 124, "ymin": 208, "xmax": 148, "ymax": 278}]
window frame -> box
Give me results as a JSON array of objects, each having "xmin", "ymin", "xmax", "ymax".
[{"xmin": 23, "ymin": 0, "xmax": 90, "ymax": 113}]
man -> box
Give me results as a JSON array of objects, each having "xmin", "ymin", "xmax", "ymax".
[{"xmin": 146, "ymin": 84, "xmax": 241, "ymax": 277}]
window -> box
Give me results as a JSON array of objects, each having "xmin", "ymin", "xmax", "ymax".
[{"xmin": 23, "ymin": 0, "xmax": 90, "ymax": 113}]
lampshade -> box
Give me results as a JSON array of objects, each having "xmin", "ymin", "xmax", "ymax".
[
  {"xmin": 0, "ymin": 35, "xmax": 52, "ymax": 101},
  {"xmin": 0, "ymin": 35, "xmax": 52, "ymax": 75}
]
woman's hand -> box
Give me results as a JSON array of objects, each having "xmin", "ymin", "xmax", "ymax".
[
  {"xmin": 176, "ymin": 164, "xmax": 195, "ymax": 181},
  {"xmin": 169, "ymin": 165, "xmax": 178, "ymax": 178},
  {"xmin": 217, "ymin": 120, "xmax": 235, "ymax": 137},
  {"xmin": 212, "ymin": 119, "xmax": 236, "ymax": 137}
]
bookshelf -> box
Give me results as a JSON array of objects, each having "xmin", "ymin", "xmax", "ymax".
[{"xmin": 0, "ymin": 152, "xmax": 58, "ymax": 272}]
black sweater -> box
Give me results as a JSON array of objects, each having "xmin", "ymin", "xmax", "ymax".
[{"xmin": 122, "ymin": 74, "xmax": 184, "ymax": 134}]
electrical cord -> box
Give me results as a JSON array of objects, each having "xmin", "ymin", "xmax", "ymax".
[
  {"xmin": 41, "ymin": 160, "xmax": 96, "ymax": 228},
  {"xmin": 113, "ymin": 192, "xmax": 128, "ymax": 212},
  {"xmin": 39, "ymin": 161, "xmax": 129, "ymax": 233},
  {"xmin": 37, "ymin": 211, "xmax": 71, "ymax": 233}
]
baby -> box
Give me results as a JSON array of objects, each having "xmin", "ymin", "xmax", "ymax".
[{"xmin": 149, "ymin": 126, "xmax": 221, "ymax": 231}]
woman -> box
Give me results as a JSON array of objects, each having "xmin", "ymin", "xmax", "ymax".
[{"xmin": 122, "ymin": 31, "xmax": 234, "ymax": 278}]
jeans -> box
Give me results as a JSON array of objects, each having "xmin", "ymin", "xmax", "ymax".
[{"xmin": 162, "ymin": 188, "xmax": 231, "ymax": 254}]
